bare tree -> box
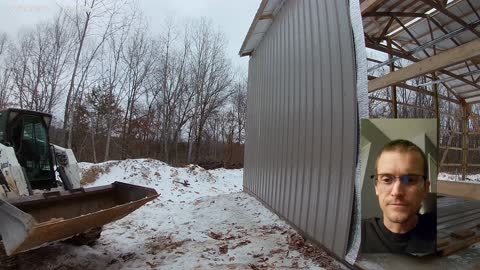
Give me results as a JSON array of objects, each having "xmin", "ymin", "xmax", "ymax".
[
  {"xmin": 120, "ymin": 24, "xmax": 156, "ymax": 158},
  {"xmin": 44, "ymin": 12, "xmax": 75, "ymax": 113},
  {"xmin": 187, "ymin": 19, "xmax": 234, "ymax": 163},
  {"xmin": 0, "ymin": 33, "xmax": 12, "ymax": 109},
  {"xmin": 63, "ymin": 0, "xmax": 131, "ymax": 148},
  {"xmin": 147, "ymin": 20, "xmax": 193, "ymax": 162},
  {"xmin": 230, "ymin": 79, "xmax": 247, "ymax": 143},
  {"xmin": 2, "ymin": 5, "xmax": 246, "ymax": 165},
  {"xmin": 9, "ymin": 25, "xmax": 51, "ymax": 111},
  {"xmin": 0, "ymin": 33, "xmax": 7, "ymax": 56},
  {"xmin": 98, "ymin": 9, "xmax": 137, "ymax": 161}
]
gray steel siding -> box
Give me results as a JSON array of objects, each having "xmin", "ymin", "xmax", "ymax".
[{"xmin": 244, "ymin": 0, "xmax": 358, "ymax": 258}]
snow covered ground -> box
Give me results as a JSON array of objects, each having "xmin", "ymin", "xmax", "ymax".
[
  {"xmin": 11, "ymin": 159, "xmax": 343, "ymax": 270},
  {"xmin": 438, "ymin": 172, "xmax": 480, "ymax": 182}
]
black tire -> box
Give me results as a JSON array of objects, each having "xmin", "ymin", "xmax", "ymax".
[{"xmin": 65, "ymin": 227, "xmax": 103, "ymax": 246}]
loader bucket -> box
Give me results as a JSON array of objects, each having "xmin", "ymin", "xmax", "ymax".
[{"xmin": 0, "ymin": 182, "xmax": 158, "ymax": 256}]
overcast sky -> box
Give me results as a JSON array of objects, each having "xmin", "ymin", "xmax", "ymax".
[{"xmin": 0, "ymin": 0, "xmax": 259, "ymax": 74}]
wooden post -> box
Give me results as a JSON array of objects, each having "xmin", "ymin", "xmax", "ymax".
[
  {"xmin": 462, "ymin": 103, "xmax": 469, "ymax": 180},
  {"xmin": 433, "ymin": 72, "xmax": 440, "ymax": 169},
  {"xmin": 388, "ymin": 39, "xmax": 398, "ymax": 118}
]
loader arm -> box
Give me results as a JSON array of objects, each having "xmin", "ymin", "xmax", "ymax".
[{"xmin": 51, "ymin": 145, "xmax": 81, "ymax": 190}]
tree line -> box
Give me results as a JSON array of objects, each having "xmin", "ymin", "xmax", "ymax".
[{"xmin": 0, "ymin": 1, "xmax": 246, "ymax": 167}]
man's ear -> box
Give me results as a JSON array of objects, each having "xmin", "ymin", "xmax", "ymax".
[
  {"xmin": 424, "ymin": 180, "xmax": 431, "ymax": 193},
  {"xmin": 375, "ymin": 184, "xmax": 379, "ymax": 196}
]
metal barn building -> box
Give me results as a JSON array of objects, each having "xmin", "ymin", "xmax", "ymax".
[
  {"xmin": 240, "ymin": 0, "xmax": 480, "ymax": 268},
  {"xmin": 239, "ymin": 0, "xmax": 367, "ymax": 263}
]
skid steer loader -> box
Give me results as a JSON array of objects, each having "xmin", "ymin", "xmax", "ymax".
[{"xmin": 0, "ymin": 108, "xmax": 158, "ymax": 262}]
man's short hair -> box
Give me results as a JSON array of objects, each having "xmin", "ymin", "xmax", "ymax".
[{"xmin": 375, "ymin": 139, "xmax": 428, "ymax": 177}]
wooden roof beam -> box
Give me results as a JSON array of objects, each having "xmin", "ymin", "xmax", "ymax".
[
  {"xmin": 441, "ymin": 69, "xmax": 480, "ymax": 91},
  {"xmin": 378, "ymin": 18, "xmax": 395, "ymax": 43},
  {"xmin": 363, "ymin": 0, "xmax": 404, "ymax": 30},
  {"xmin": 363, "ymin": 12, "xmax": 429, "ymax": 18},
  {"xmin": 368, "ymin": 75, "xmax": 460, "ymax": 104},
  {"xmin": 258, "ymin": 14, "xmax": 273, "ymax": 20},
  {"xmin": 466, "ymin": 0, "xmax": 480, "ymax": 20},
  {"xmin": 420, "ymin": 0, "xmax": 480, "ymax": 38},
  {"xmin": 365, "ymin": 41, "xmax": 476, "ymax": 101},
  {"xmin": 369, "ymin": 39, "xmax": 480, "ymax": 92},
  {"xmin": 388, "ymin": 3, "xmax": 479, "ymax": 40},
  {"xmin": 361, "ymin": 0, "xmax": 388, "ymax": 14},
  {"xmin": 463, "ymin": 92, "xmax": 480, "ymax": 100}
]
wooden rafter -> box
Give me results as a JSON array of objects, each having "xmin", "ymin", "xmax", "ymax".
[
  {"xmin": 363, "ymin": 0, "xmax": 480, "ymax": 111},
  {"xmin": 429, "ymin": 17, "xmax": 480, "ymax": 72},
  {"xmin": 427, "ymin": 17, "xmax": 437, "ymax": 55},
  {"xmin": 394, "ymin": 17, "xmax": 431, "ymax": 57},
  {"xmin": 390, "ymin": 40, "xmax": 409, "ymax": 54},
  {"xmin": 412, "ymin": 12, "xmax": 478, "ymax": 46},
  {"xmin": 420, "ymin": 0, "xmax": 480, "ymax": 38},
  {"xmin": 363, "ymin": 12, "xmax": 429, "ymax": 18},
  {"xmin": 387, "ymin": 4, "xmax": 437, "ymax": 40},
  {"xmin": 366, "ymin": 41, "xmax": 459, "ymax": 100},
  {"xmin": 368, "ymin": 39, "xmax": 480, "ymax": 92},
  {"xmin": 440, "ymin": 82, "xmax": 465, "ymax": 104},
  {"xmin": 378, "ymin": 18, "xmax": 395, "ymax": 43},
  {"xmin": 370, "ymin": 96, "xmax": 435, "ymax": 112},
  {"xmin": 387, "ymin": 4, "xmax": 480, "ymax": 43},
  {"xmin": 462, "ymin": 93, "xmax": 480, "ymax": 100},
  {"xmin": 460, "ymin": 86, "xmax": 480, "ymax": 96},
  {"xmin": 363, "ymin": 0, "xmax": 422, "ymax": 33},
  {"xmin": 258, "ymin": 14, "xmax": 273, "ymax": 20},
  {"xmin": 368, "ymin": 57, "xmax": 403, "ymax": 69},
  {"xmin": 368, "ymin": 75, "xmax": 460, "ymax": 103},
  {"xmin": 451, "ymin": 82, "xmax": 472, "ymax": 88},
  {"xmin": 466, "ymin": 0, "xmax": 480, "ymax": 20},
  {"xmin": 361, "ymin": 0, "xmax": 388, "ymax": 14},
  {"xmin": 442, "ymin": 69, "xmax": 480, "ymax": 92},
  {"xmin": 366, "ymin": 40, "xmax": 480, "ymax": 99}
]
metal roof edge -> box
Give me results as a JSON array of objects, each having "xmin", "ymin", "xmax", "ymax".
[{"xmin": 238, "ymin": 0, "xmax": 284, "ymax": 57}]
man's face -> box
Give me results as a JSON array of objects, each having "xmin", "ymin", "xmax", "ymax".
[{"xmin": 375, "ymin": 150, "xmax": 430, "ymax": 226}]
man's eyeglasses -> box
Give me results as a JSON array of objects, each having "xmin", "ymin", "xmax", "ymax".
[{"xmin": 370, "ymin": 174, "xmax": 426, "ymax": 187}]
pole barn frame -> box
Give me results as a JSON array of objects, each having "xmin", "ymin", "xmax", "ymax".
[
  {"xmin": 240, "ymin": 0, "xmax": 480, "ymax": 267},
  {"xmin": 363, "ymin": 0, "xmax": 480, "ymax": 185},
  {"xmin": 363, "ymin": 0, "xmax": 480, "ymax": 264}
]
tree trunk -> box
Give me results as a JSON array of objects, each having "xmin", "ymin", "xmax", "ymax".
[
  {"xmin": 193, "ymin": 119, "xmax": 205, "ymax": 163},
  {"xmin": 187, "ymin": 121, "xmax": 194, "ymax": 163},
  {"xmin": 64, "ymin": 9, "xmax": 91, "ymax": 147},
  {"xmin": 91, "ymin": 129, "xmax": 97, "ymax": 163},
  {"xmin": 104, "ymin": 116, "xmax": 112, "ymax": 161}
]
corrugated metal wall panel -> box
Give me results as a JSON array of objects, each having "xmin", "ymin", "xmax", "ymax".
[
  {"xmin": 244, "ymin": 0, "xmax": 357, "ymax": 258},
  {"xmin": 244, "ymin": 0, "xmax": 358, "ymax": 258}
]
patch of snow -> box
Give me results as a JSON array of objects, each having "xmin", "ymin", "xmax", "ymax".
[
  {"xmin": 12, "ymin": 159, "xmax": 342, "ymax": 269},
  {"xmin": 438, "ymin": 172, "xmax": 480, "ymax": 183}
]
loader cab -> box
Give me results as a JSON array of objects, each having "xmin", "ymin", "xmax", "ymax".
[{"xmin": 0, "ymin": 109, "xmax": 57, "ymax": 190}]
